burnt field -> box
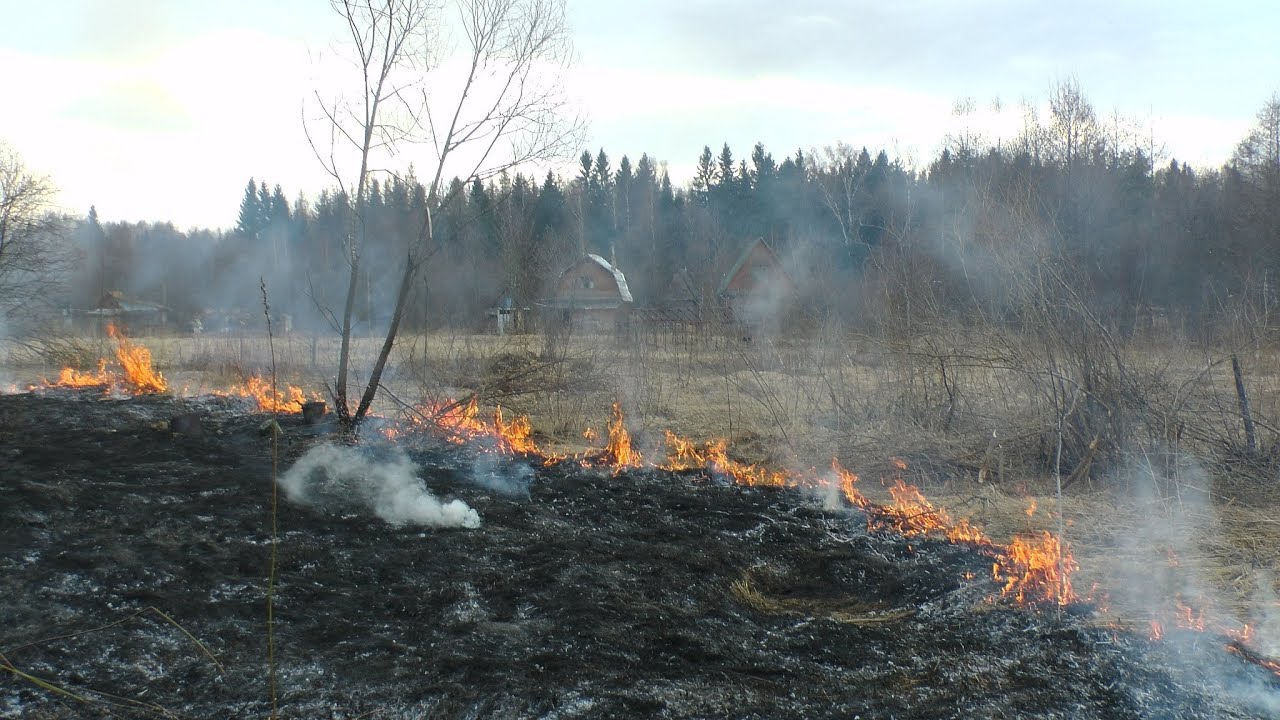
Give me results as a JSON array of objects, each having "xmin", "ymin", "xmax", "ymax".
[{"xmin": 2, "ymin": 390, "xmax": 1278, "ymax": 718}]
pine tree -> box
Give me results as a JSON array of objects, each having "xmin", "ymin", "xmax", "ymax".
[
  {"xmin": 692, "ymin": 146, "xmax": 716, "ymax": 204},
  {"xmin": 236, "ymin": 179, "xmax": 263, "ymax": 240},
  {"xmin": 716, "ymin": 143, "xmax": 736, "ymax": 193}
]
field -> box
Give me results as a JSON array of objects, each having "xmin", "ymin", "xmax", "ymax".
[{"xmin": 4, "ymin": 326, "xmax": 1280, "ymax": 715}]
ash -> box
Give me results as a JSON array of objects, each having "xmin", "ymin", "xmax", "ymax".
[{"xmin": 0, "ymin": 390, "xmax": 1274, "ymax": 719}]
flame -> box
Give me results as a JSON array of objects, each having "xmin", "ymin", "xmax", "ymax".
[
  {"xmin": 106, "ymin": 324, "xmax": 167, "ymax": 393},
  {"xmin": 223, "ymin": 376, "xmax": 309, "ymax": 413},
  {"xmin": 660, "ymin": 431, "xmax": 794, "ymax": 487},
  {"xmin": 408, "ymin": 397, "xmax": 544, "ymax": 456},
  {"xmin": 1140, "ymin": 594, "xmax": 1280, "ymax": 680},
  {"xmin": 52, "ymin": 359, "xmax": 111, "ymax": 388},
  {"xmin": 597, "ymin": 402, "xmax": 642, "ymax": 470},
  {"xmin": 1226, "ymin": 643, "xmax": 1280, "ymax": 677},
  {"xmin": 493, "ymin": 406, "xmax": 538, "ymax": 454},
  {"xmin": 1025, "ymin": 498, "xmax": 1037, "ymax": 517},
  {"xmin": 43, "ymin": 325, "xmax": 166, "ymax": 394},
  {"xmin": 992, "ymin": 531, "xmax": 1077, "ymax": 607}
]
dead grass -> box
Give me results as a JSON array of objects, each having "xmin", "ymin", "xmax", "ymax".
[{"xmin": 729, "ymin": 573, "xmax": 914, "ymax": 625}]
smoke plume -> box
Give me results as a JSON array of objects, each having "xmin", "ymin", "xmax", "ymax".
[
  {"xmin": 1114, "ymin": 453, "xmax": 1280, "ymax": 711},
  {"xmin": 280, "ymin": 442, "xmax": 480, "ymax": 528}
]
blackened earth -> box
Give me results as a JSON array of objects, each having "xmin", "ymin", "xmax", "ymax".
[{"xmin": 1, "ymin": 390, "xmax": 1276, "ymax": 719}]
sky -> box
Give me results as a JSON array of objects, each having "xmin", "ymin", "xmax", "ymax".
[{"xmin": 0, "ymin": 0, "xmax": 1277, "ymax": 230}]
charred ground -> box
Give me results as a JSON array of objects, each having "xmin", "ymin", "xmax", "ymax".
[{"xmin": 0, "ymin": 391, "xmax": 1275, "ymax": 718}]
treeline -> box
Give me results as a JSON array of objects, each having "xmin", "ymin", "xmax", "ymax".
[{"xmin": 54, "ymin": 84, "xmax": 1280, "ymax": 341}]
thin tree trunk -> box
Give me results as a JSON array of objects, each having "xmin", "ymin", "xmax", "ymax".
[
  {"xmin": 1231, "ymin": 353, "xmax": 1257, "ymax": 453},
  {"xmin": 335, "ymin": 252, "xmax": 361, "ymax": 423}
]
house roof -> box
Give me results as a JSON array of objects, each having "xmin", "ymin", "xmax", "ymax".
[
  {"xmin": 717, "ymin": 238, "xmax": 784, "ymax": 296},
  {"xmin": 585, "ymin": 254, "xmax": 633, "ymax": 303},
  {"xmin": 89, "ymin": 292, "xmax": 168, "ymax": 314}
]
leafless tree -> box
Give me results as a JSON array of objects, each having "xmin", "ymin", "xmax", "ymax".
[
  {"xmin": 1234, "ymin": 94, "xmax": 1280, "ymax": 249},
  {"xmin": 813, "ymin": 143, "xmax": 864, "ymax": 251},
  {"xmin": 0, "ymin": 144, "xmax": 65, "ymax": 326},
  {"xmin": 1043, "ymin": 76, "xmax": 1099, "ymax": 172},
  {"xmin": 307, "ymin": 0, "xmax": 582, "ymax": 429}
]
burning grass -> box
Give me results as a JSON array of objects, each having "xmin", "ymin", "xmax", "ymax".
[
  {"xmin": 37, "ymin": 324, "xmax": 167, "ymax": 394},
  {"xmin": 393, "ymin": 395, "xmax": 1080, "ymax": 609},
  {"xmin": 382, "ymin": 391, "xmax": 1280, "ymax": 683},
  {"xmin": 8, "ymin": 328, "xmax": 1280, "ymax": 685}
]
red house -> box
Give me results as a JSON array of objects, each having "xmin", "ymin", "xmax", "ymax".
[
  {"xmin": 717, "ymin": 239, "xmax": 793, "ymax": 331},
  {"xmin": 546, "ymin": 254, "xmax": 633, "ymax": 332}
]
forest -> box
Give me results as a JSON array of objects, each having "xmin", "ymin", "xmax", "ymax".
[{"xmin": 19, "ymin": 82, "xmax": 1280, "ymax": 345}]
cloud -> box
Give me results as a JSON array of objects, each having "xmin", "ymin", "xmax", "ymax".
[{"xmin": 60, "ymin": 80, "xmax": 194, "ymax": 132}]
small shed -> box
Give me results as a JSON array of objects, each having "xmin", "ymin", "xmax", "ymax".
[
  {"xmin": 546, "ymin": 254, "xmax": 633, "ymax": 332},
  {"xmin": 717, "ymin": 239, "xmax": 794, "ymax": 332},
  {"xmin": 485, "ymin": 295, "xmax": 529, "ymax": 335}
]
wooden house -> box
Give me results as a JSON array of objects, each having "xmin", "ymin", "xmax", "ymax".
[
  {"xmin": 85, "ymin": 291, "xmax": 170, "ymax": 334},
  {"xmin": 545, "ymin": 254, "xmax": 633, "ymax": 332},
  {"xmin": 717, "ymin": 238, "xmax": 794, "ymax": 332}
]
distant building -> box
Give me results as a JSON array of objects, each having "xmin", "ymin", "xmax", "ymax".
[
  {"xmin": 545, "ymin": 254, "xmax": 633, "ymax": 332},
  {"xmin": 485, "ymin": 294, "xmax": 528, "ymax": 335},
  {"xmin": 716, "ymin": 238, "xmax": 794, "ymax": 333},
  {"xmin": 86, "ymin": 291, "xmax": 169, "ymax": 333}
]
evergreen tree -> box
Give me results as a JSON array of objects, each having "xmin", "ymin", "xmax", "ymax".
[
  {"xmin": 236, "ymin": 178, "xmax": 263, "ymax": 240},
  {"xmin": 692, "ymin": 146, "xmax": 716, "ymax": 204}
]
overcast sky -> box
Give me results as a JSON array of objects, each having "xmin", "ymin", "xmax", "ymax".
[{"xmin": 1, "ymin": 0, "xmax": 1276, "ymax": 229}]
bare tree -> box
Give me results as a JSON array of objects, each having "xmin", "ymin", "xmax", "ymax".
[
  {"xmin": 308, "ymin": 0, "xmax": 582, "ymax": 429},
  {"xmin": 1043, "ymin": 77, "xmax": 1098, "ymax": 172},
  {"xmin": 0, "ymin": 144, "xmax": 65, "ymax": 326},
  {"xmin": 1234, "ymin": 94, "xmax": 1280, "ymax": 255}
]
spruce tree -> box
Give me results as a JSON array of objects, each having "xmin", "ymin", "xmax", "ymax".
[{"xmin": 236, "ymin": 178, "xmax": 262, "ymax": 240}]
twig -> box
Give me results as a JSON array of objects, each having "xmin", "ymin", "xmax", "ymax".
[
  {"xmin": 261, "ymin": 277, "xmax": 280, "ymax": 720},
  {"xmin": 4, "ymin": 605, "xmax": 224, "ymax": 675}
]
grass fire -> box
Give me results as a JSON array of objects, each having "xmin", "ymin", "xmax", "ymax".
[
  {"xmin": 5, "ymin": 325, "xmax": 1280, "ymax": 717},
  {"xmin": 5, "ymin": 5, "xmax": 1280, "ymax": 714}
]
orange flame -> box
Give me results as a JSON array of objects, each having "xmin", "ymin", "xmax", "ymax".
[
  {"xmin": 660, "ymin": 431, "xmax": 793, "ymax": 487},
  {"xmin": 224, "ymin": 376, "xmax": 310, "ymax": 413},
  {"xmin": 831, "ymin": 458, "xmax": 1076, "ymax": 606},
  {"xmin": 597, "ymin": 402, "xmax": 642, "ymax": 470},
  {"xmin": 106, "ymin": 324, "xmax": 167, "ymax": 393},
  {"xmin": 52, "ymin": 359, "xmax": 112, "ymax": 388},
  {"xmin": 992, "ymin": 531, "xmax": 1078, "ymax": 606},
  {"xmin": 409, "ymin": 397, "xmax": 544, "ymax": 455},
  {"xmin": 44, "ymin": 325, "xmax": 166, "ymax": 394}
]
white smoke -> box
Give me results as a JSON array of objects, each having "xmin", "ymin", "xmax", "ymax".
[
  {"xmin": 470, "ymin": 452, "xmax": 533, "ymax": 498},
  {"xmin": 1114, "ymin": 453, "xmax": 1280, "ymax": 710},
  {"xmin": 280, "ymin": 443, "xmax": 480, "ymax": 529}
]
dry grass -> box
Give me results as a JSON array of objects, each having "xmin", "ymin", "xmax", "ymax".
[{"xmin": 729, "ymin": 573, "xmax": 915, "ymax": 625}]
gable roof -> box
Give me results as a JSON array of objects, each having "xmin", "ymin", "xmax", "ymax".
[
  {"xmin": 585, "ymin": 253, "xmax": 633, "ymax": 302},
  {"xmin": 717, "ymin": 238, "xmax": 785, "ymax": 296}
]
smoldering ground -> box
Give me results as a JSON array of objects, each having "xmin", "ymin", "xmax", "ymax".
[{"xmin": 2, "ymin": 390, "xmax": 1279, "ymax": 718}]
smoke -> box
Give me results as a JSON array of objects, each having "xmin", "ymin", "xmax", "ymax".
[
  {"xmin": 469, "ymin": 451, "xmax": 533, "ymax": 498},
  {"xmin": 1111, "ymin": 453, "xmax": 1280, "ymax": 711},
  {"xmin": 280, "ymin": 442, "xmax": 480, "ymax": 529}
]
